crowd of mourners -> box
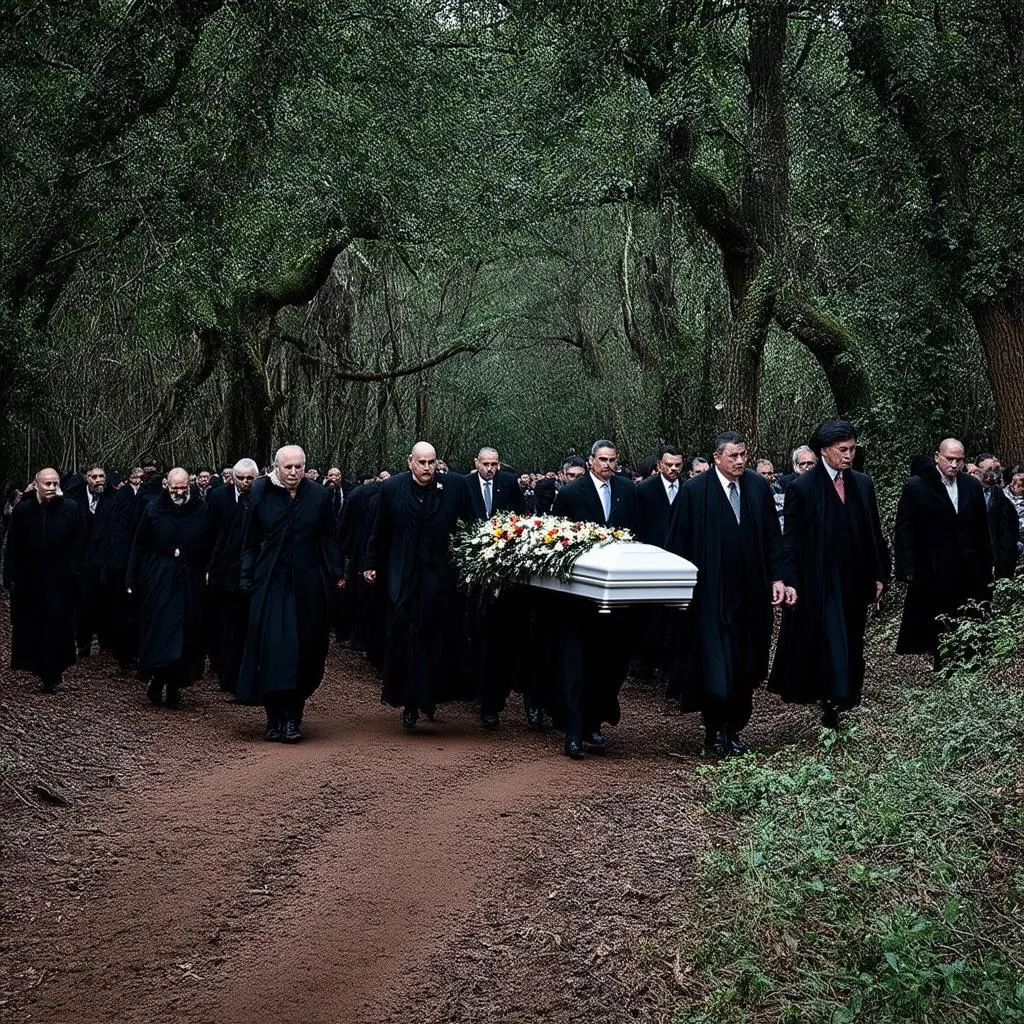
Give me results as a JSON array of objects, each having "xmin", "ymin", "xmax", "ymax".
[{"xmin": 2, "ymin": 421, "xmax": 1022, "ymax": 758}]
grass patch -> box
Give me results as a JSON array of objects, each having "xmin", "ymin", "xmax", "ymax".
[{"xmin": 673, "ymin": 578, "xmax": 1024, "ymax": 1023}]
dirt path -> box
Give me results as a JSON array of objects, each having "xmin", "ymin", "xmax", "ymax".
[{"xmin": 1, "ymin": 642, "xmax": 818, "ymax": 1024}]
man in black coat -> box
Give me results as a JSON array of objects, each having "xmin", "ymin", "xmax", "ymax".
[
  {"xmin": 550, "ymin": 439, "xmax": 638, "ymax": 758},
  {"xmin": 127, "ymin": 468, "xmax": 210, "ymax": 709},
  {"xmin": 534, "ymin": 457, "xmax": 587, "ymax": 515},
  {"xmin": 977, "ymin": 454, "xmax": 1020, "ymax": 579},
  {"xmin": 365, "ymin": 442, "xmax": 473, "ymax": 730},
  {"xmin": 666, "ymin": 432, "xmax": 795, "ymax": 755},
  {"xmin": 768, "ymin": 420, "xmax": 891, "ymax": 728},
  {"xmin": 894, "ymin": 439, "xmax": 992, "ymax": 662},
  {"xmin": 464, "ymin": 446, "xmax": 527, "ymax": 729},
  {"xmin": 205, "ymin": 457, "xmax": 258, "ymax": 694},
  {"xmin": 66, "ymin": 463, "xmax": 112, "ymax": 656},
  {"xmin": 237, "ymin": 445, "xmax": 343, "ymax": 742},
  {"xmin": 4, "ymin": 468, "xmax": 84, "ymax": 692}
]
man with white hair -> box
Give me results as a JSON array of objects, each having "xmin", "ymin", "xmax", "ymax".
[
  {"xmin": 4, "ymin": 468, "xmax": 84, "ymax": 692},
  {"xmin": 205, "ymin": 457, "xmax": 259, "ymax": 693},
  {"xmin": 127, "ymin": 468, "xmax": 210, "ymax": 708},
  {"xmin": 364, "ymin": 441, "xmax": 473, "ymax": 730},
  {"xmin": 237, "ymin": 445, "xmax": 343, "ymax": 742}
]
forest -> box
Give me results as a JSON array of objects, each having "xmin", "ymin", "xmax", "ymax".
[{"xmin": 2, "ymin": 0, "xmax": 1022, "ymax": 485}]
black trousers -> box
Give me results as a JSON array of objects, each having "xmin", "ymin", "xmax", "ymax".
[{"xmin": 265, "ymin": 691, "xmax": 304, "ymax": 724}]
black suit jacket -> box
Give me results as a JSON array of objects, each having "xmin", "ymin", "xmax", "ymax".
[
  {"xmin": 464, "ymin": 469, "xmax": 525, "ymax": 519},
  {"xmin": 533, "ymin": 478, "xmax": 558, "ymax": 515},
  {"xmin": 987, "ymin": 486, "xmax": 1020, "ymax": 579},
  {"xmin": 206, "ymin": 483, "xmax": 250, "ymax": 590},
  {"xmin": 635, "ymin": 473, "xmax": 677, "ymax": 548},
  {"xmin": 552, "ymin": 473, "xmax": 637, "ymax": 530}
]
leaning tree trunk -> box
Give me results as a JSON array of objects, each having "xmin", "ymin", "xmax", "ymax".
[{"xmin": 970, "ymin": 299, "xmax": 1024, "ymax": 464}]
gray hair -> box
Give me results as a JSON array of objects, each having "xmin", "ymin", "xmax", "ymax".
[
  {"xmin": 274, "ymin": 445, "xmax": 306, "ymax": 467},
  {"xmin": 791, "ymin": 445, "xmax": 814, "ymax": 469},
  {"xmin": 233, "ymin": 457, "xmax": 259, "ymax": 475},
  {"xmin": 713, "ymin": 431, "xmax": 746, "ymax": 455},
  {"xmin": 590, "ymin": 439, "xmax": 616, "ymax": 457}
]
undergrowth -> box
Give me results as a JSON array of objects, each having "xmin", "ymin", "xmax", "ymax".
[{"xmin": 674, "ymin": 577, "xmax": 1024, "ymax": 1023}]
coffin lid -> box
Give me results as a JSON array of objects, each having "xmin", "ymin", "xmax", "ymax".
[{"xmin": 568, "ymin": 541, "xmax": 698, "ymax": 586}]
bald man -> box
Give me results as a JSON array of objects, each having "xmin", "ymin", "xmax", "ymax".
[
  {"xmin": 237, "ymin": 445, "xmax": 343, "ymax": 741},
  {"xmin": 894, "ymin": 438, "xmax": 992, "ymax": 662},
  {"xmin": 127, "ymin": 468, "xmax": 211, "ymax": 708},
  {"xmin": 365, "ymin": 441, "xmax": 474, "ymax": 729},
  {"xmin": 3, "ymin": 468, "xmax": 84, "ymax": 692}
]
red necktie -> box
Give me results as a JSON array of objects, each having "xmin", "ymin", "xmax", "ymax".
[{"xmin": 834, "ymin": 471, "xmax": 846, "ymax": 503}]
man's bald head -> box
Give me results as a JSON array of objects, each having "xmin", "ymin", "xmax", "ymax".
[
  {"xmin": 935, "ymin": 438, "xmax": 966, "ymax": 480},
  {"xmin": 408, "ymin": 442, "xmax": 438, "ymax": 486},
  {"xmin": 274, "ymin": 444, "xmax": 306, "ymax": 492},
  {"xmin": 167, "ymin": 467, "xmax": 191, "ymax": 505},
  {"xmin": 34, "ymin": 467, "xmax": 60, "ymax": 502}
]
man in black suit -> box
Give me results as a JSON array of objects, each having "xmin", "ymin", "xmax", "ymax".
[
  {"xmin": 464, "ymin": 447, "xmax": 527, "ymax": 729},
  {"xmin": 550, "ymin": 439, "xmax": 638, "ymax": 759},
  {"xmin": 667, "ymin": 432, "xmax": 794, "ymax": 755},
  {"xmin": 364, "ymin": 442, "xmax": 474, "ymax": 730},
  {"xmin": 977, "ymin": 454, "xmax": 1020, "ymax": 579},
  {"xmin": 205, "ymin": 457, "xmax": 258, "ymax": 693},
  {"xmin": 769, "ymin": 420, "xmax": 891, "ymax": 728},
  {"xmin": 67, "ymin": 463, "xmax": 113, "ymax": 656},
  {"xmin": 894, "ymin": 438, "xmax": 992, "ymax": 664},
  {"xmin": 533, "ymin": 456, "xmax": 586, "ymax": 515},
  {"xmin": 634, "ymin": 445, "xmax": 685, "ymax": 682}
]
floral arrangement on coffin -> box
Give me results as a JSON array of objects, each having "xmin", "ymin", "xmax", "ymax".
[{"xmin": 451, "ymin": 512, "xmax": 634, "ymax": 600}]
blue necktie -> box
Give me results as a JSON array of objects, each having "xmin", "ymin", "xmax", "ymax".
[
  {"xmin": 601, "ymin": 482, "xmax": 611, "ymax": 521},
  {"xmin": 728, "ymin": 481, "xmax": 741, "ymax": 522},
  {"xmin": 483, "ymin": 480, "xmax": 492, "ymax": 516}
]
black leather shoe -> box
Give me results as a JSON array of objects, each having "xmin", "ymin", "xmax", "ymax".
[
  {"xmin": 145, "ymin": 680, "xmax": 163, "ymax": 706},
  {"xmin": 584, "ymin": 730, "xmax": 606, "ymax": 753},
  {"xmin": 524, "ymin": 705, "xmax": 544, "ymax": 731},
  {"xmin": 564, "ymin": 738, "xmax": 584, "ymax": 759},
  {"xmin": 401, "ymin": 709, "xmax": 418, "ymax": 730},
  {"xmin": 821, "ymin": 703, "xmax": 840, "ymax": 730},
  {"xmin": 265, "ymin": 722, "xmax": 283, "ymax": 742},
  {"xmin": 481, "ymin": 712, "xmax": 500, "ymax": 730},
  {"xmin": 704, "ymin": 729, "xmax": 729, "ymax": 756},
  {"xmin": 725, "ymin": 731, "xmax": 748, "ymax": 756},
  {"xmin": 282, "ymin": 720, "xmax": 302, "ymax": 743},
  {"xmin": 165, "ymin": 686, "xmax": 181, "ymax": 710}
]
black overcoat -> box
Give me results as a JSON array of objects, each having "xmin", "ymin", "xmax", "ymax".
[
  {"xmin": 635, "ymin": 473, "xmax": 675, "ymax": 548},
  {"xmin": 366, "ymin": 471, "xmax": 473, "ymax": 711},
  {"xmin": 206, "ymin": 484, "xmax": 249, "ymax": 591},
  {"xmin": 126, "ymin": 490, "xmax": 209, "ymax": 681},
  {"xmin": 768, "ymin": 462, "xmax": 891, "ymax": 707},
  {"xmin": 236, "ymin": 477, "xmax": 342, "ymax": 703},
  {"xmin": 987, "ymin": 487, "xmax": 1020, "ymax": 579},
  {"xmin": 666, "ymin": 469, "xmax": 790, "ymax": 713},
  {"xmin": 4, "ymin": 496, "xmax": 83, "ymax": 678},
  {"xmin": 894, "ymin": 467, "xmax": 992, "ymax": 654}
]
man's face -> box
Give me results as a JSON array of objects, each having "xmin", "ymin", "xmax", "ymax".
[
  {"xmin": 978, "ymin": 458, "xmax": 1002, "ymax": 487},
  {"xmin": 935, "ymin": 442, "xmax": 966, "ymax": 480},
  {"xmin": 714, "ymin": 443, "xmax": 747, "ymax": 482},
  {"xmin": 820, "ymin": 439, "xmax": 856, "ymax": 473},
  {"xmin": 128, "ymin": 468, "xmax": 144, "ymax": 488},
  {"xmin": 36, "ymin": 470, "xmax": 60, "ymax": 502},
  {"xmin": 304, "ymin": 468, "xmax": 319, "ymax": 481},
  {"xmin": 196, "ymin": 470, "xmax": 211, "ymax": 488},
  {"xmin": 518, "ymin": 473, "xmax": 529, "ymax": 487},
  {"xmin": 658, "ymin": 453, "xmax": 684, "ymax": 483},
  {"xmin": 795, "ymin": 452, "xmax": 817, "ymax": 474},
  {"xmin": 690, "ymin": 461, "xmax": 709, "ymax": 477},
  {"xmin": 562, "ymin": 463, "xmax": 586, "ymax": 485},
  {"xmin": 408, "ymin": 449, "xmax": 437, "ymax": 486},
  {"xmin": 757, "ymin": 461, "xmax": 775, "ymax": 481},
  {"xmin": 86, "ymin": 467, "xmax": 106, "ymax": 494},
  {"xmin": 222, "ymin": 468, "xmax": 233, "ymax": 484},
  {"xmin": 1009, "ymin": 473, "xmax": 1024, "ymax": 497},
  {"xmin": 326, "ymin": 467, "xmax": 341, "ymax": 486},
  {"xmin": 277, "ymin": 450, "xmax": 306, "ymax": 490},
  {"xmin": 167, "ymin": 472, "xmax": 190, "ymax": 505},
  {"xmin": 589, "ymin": 446, "xmax": 617, "ymax": 482},
  {"xmin": 475, "ymin": 451, "xmax": 500, "ymax": 481},
  {"xmin": 233, "ymin": 466, "xmax": 256, "ymax": 493}
]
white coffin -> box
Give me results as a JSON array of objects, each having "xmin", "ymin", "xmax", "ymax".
[{"xmin": 528, "ymin": 542, "xmax": 698, "ymax": 613}]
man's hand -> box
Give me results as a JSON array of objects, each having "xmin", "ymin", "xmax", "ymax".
[
  {"xmin": 363, "ymin": 570, "xmax": 376, "ymax": 584},
  {"xmin": 771, "ymin": 580, "xmax": 785, "ymax": 605},
  {"xmin": 784, "ymin": 585, "xmax": 797, "ymax": 606},
  {"xmin": 874, "ymin": 580, "xmax": 884, "ymax": 602},
  {"xmin": 335, "ymin": 577, "xmax": 346, "ymax": 589}
]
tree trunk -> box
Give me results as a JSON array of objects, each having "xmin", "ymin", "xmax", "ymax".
[{"xmin": 970, "ymin": 300, "xmax": 1024, "ymax": 464}]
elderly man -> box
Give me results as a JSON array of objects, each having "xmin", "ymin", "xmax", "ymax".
[
  {"xmin": 365, "ymin": 441, "xmax": 472, "ymax": 730},
  {"xmin": 769, "ymin": 421, "xmax": 890, "ymax": 728},
  {"xmin": 894, "ymin": 438, "xmax": 992, "ymax": 662},
  {"xmin": 4, "ymin": 468, "xmax": 84, "ymax": 692},
  {"xmin": 206, "ymin": 457, "xmax": 259, "ymax": 694},
  {"xmin": 977, "ymin": 454, "xmax": 1019, "ymax": 579},
  {"xmin": 127, "ymin": 468, "xmax": 210, "ymax": 708},
  {"xmin": 667, "ymin": 433, "xmax": 795, "ymax": 754},
  {"xmin": 237, "ymin": 445, "xmax": 342, "ymax": 742}
]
